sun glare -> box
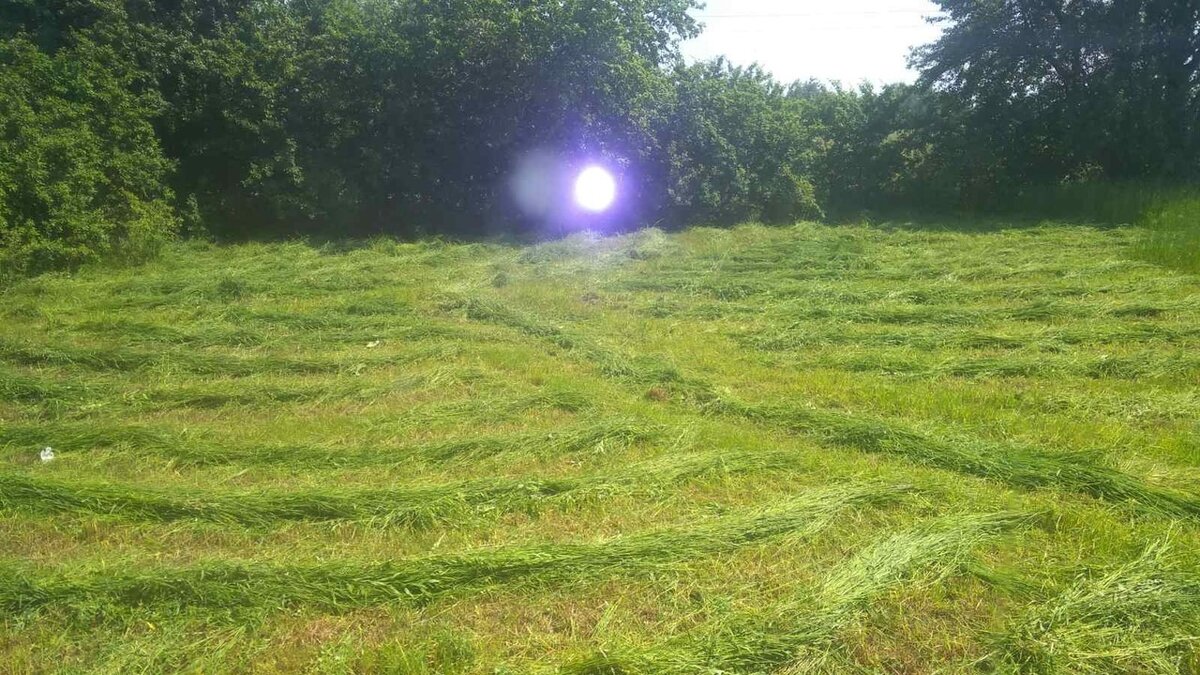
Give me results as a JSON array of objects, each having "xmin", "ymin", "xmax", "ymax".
[{"xmin": 573, "ymin": 166, "xmax": 616, "ymax": 212}]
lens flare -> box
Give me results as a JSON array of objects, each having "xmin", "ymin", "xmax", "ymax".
[{"xmin": 573, "ymin": 166, "xmax": 616, "ymax": 212}]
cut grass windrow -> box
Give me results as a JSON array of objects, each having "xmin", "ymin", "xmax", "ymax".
[
  {"xmin": 567, "ymin": 511, "xmax": 1033, "ymax": 674},
  {"xmin": 759, "ymin": 350, "xmax": 1200, "ymax": 382},
  {"xmin": 448, "ymin": 293, "xmax": 1200, "ymax": 520},
  {"xmin": 0, "ymin": 335, "xmax": 441, "ymax": 377},
  {"xmin": 990, "ymin": 540, "xmax": 1200, "ymax": 674},
  {"xmin": 0, "ymin": 368, "xmax": 81, "ymax": 404},
  {"xmin": 0, "ymin": 396, "xmax": 614, "ymax": 469},
  {"xmin": 0, "ymin": 482, "xmax": 906, "ymax": 615},
  {"xmin": 717, "ymin": 400, "xmax": 1200, "ymax": 520},
  {"xmin": 741, "ymin": 322, "xmax": 1200, "ymax": 353},
  {"xmin": 440, "ymin": 296, "xmax": 694, "ymax": 388},
  {"xmin": 0, "ymin": 449, "xmax": 791, "ymax": 527},
  {"xmin": 2, "ymin": 367, "xmax": 447, "ymax": 413}
]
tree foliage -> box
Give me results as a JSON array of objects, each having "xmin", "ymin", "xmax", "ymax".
[
  {"xmin": 0, "ymin": 26, "xmax": 176, "ymax": 279},
  {"xmin": 1, "ymin": 0, "xmax": 1197, "ymax": 276},
  {"xmin": 914, "ymin": 0, "xmax": 1200, "ymax": 192},
  {"xmin": 665, "ymin": 61, "xmax": 823, "ymax": 225}
]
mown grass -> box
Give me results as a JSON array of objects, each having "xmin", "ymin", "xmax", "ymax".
[
  {"xmin": 991, "ymin": 540, "xmax": 1200, "ymax": 673},
  {"xmin": 0, "ymin": 448, "xmax": 806, "ymax": 528},
  {"xmin": 2, "ymin": 222, "xmax": 1199, "ymax": 672},
  {"xmin": 0, "ymin": 483, "xmax": 902, "ymax": 616},
  {"xmin": 445, "ymin": 291, "xmax": 1200, "ymax": 519},
  {"xmin": 567, "ymin": 511, "xmax": 1033, "ymax": 674}
]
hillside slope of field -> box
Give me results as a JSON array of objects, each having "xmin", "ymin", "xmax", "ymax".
[{"xmin": 2, "ymin": 222, "xmax": 1199, "ymax": 673}]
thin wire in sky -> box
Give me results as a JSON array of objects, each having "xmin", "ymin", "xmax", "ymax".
[{"xmin": 695, "ymin": 9, "xmax": 940, "ymax": 19}]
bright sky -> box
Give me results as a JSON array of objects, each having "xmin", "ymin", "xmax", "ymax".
[{"xmin": 682, "ymin": 0, "xmax": 947, "ymax": 85}]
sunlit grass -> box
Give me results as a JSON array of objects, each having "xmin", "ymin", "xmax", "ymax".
[{"xmin": 2, "ymin": 222, "xmax": 1198, "ymax": 672}]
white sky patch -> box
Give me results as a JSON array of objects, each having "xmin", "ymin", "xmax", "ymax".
[{"xmin": 682, "ymin": 0, "xmax": 946, "ymax": 86}]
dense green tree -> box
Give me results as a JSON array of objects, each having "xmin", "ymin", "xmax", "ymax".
[
  {"xmin": 275, "ymin": 0, "xmax": 700, "ymax": 235},
  {"xmin": 0, "ymin": 31, "xmax": 176, "ymax": 278},
  {"xmin": 663, "ymin": 61, "xmax": 822, "ymax": 225},
  {"xmin": 915, "ymin": 0, "xmax": 1200, "ymax": 186},
  {"xmin": 136, "ymin": 0, "xmax": 703, "ymax": 236}
]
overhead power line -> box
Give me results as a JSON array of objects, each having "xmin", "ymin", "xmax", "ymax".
[{"xmin": 695, "ymin": 9, "xmax": 940, "ymax": 19}]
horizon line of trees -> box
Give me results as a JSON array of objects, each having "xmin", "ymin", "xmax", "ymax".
[{"xmin": 2, "ymin": 0, "xmax": 1198, "ymax": 277}]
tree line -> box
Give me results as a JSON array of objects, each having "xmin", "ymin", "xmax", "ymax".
[{"xmin": 2, "ymin": 0, "xmax": 1197, "ymax": 276}]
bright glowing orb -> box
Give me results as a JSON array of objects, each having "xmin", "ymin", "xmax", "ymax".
[{"xmin": 573, "ymin": 166, "xmax": 616, "ymax": 212}]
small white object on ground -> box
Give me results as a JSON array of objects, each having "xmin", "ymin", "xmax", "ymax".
[
  {"xmin": 40, "ymin": 447, "xmax": 55, "ymax": 462},
  {"xmin": 366, "ymin": 340, "xmax": 381, "ymax": 348}
]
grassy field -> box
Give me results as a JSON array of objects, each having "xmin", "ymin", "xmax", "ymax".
[{"xmin": 2, "ymin": 221, "xmax": 1199, "ymax": 673}]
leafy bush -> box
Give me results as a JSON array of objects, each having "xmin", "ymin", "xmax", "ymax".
[
  {"xmin": 664, "ymin": 61, "xmax": 823, "ymax": 226},
  {"xmin": 0, "ymin": 35, "xmax": 177, "ymax": 280}
]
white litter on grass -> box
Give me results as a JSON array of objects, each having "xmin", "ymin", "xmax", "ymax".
[
  {"xmin": 366, "ymin": 340, "xmax": 381, "ymax": 348},
  {"xmin": 40, "ymin": 447, "xmax": 55, "ymax": 463}
]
